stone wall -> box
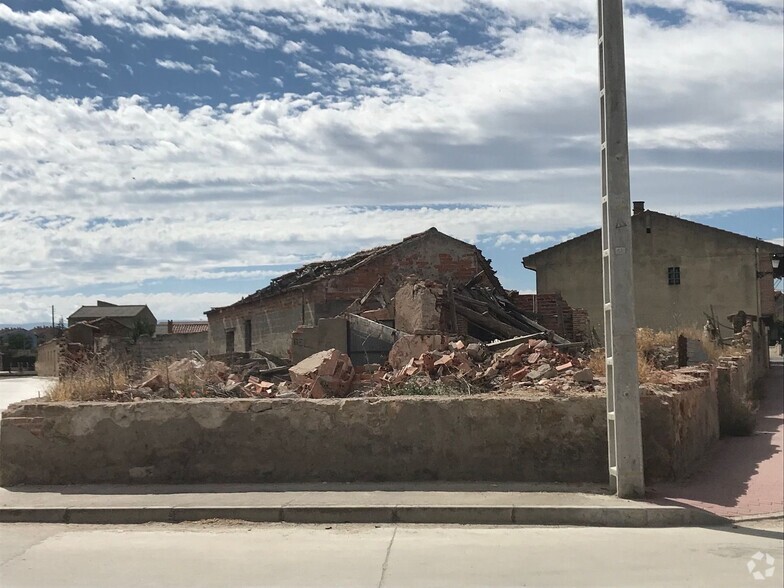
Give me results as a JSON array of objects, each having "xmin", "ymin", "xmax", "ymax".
[
  {"xmin": 714, "ymin": 323, "xmax": 768, "ymax": 435},
  {"xmin": 640, "ymin": 372, "xmax": 718, "ymax": 479},
  {"xmin": 0, "ymin": 377, "xmax": 719, "ymax": 486}
]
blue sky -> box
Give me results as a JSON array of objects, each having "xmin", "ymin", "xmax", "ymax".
[{"xmin": 0, "ymin": 0, "xmax": 782, "ymax": 325}]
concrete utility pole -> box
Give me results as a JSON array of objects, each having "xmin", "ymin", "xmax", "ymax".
[{"xmin": 597, "ymin": 0, "xmax": 645, "ymax": 497}]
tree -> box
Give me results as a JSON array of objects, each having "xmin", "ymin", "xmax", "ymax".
[
  {"xmin": 131, "ymin": 320, "xmax": 156, "ymax": 342},
  {"xmin": 6, "ymin": 332, "xmax": 31, "ymax": 350}
]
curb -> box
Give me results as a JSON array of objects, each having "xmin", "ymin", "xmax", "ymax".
[
  {"xmin": 0, "ymin": 505, "xmax": 728, "ymax": 527},
  {"xmin": 730, "ymin": 512, "xmax": 784, "ymax": 524}
]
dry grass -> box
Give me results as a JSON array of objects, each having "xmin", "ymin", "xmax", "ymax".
[
  {"xmin": 636, "ymin": 328, "xmax": 677, "ymax": 358},
  {"xmin": 589, "ymin": 349, "xmax": 669, "ymax": 384},
  {"xmin": 587, "ymin": 348, "xmax": 607, "ymax": 377},
  {"xmin": 677, "ymin": 326, "xmax": 745, "ymax": 363},
  {"xmin": 587, "ymin": 327, "xmax": 724, "ymax": 384},
  {"xmin": 47, "ymin": 356, "xmax": 133, "ymax": 402}
]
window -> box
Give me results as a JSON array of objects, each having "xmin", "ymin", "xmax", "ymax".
[
  {"xmin": 244, "ymin": 320, "xmax": 252, "ymax": 353},
  {"xmin": 225, "ymin": 329, "xmax": 235, "ymax": 354},
  {"xmin": 667, "ymin": 266, "xmax": 680, "ymax": 285}
]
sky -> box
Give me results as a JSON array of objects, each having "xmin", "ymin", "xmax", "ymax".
[{"xmin": 0, "ymin": 0, "xmax": 782, "ymax": 326}]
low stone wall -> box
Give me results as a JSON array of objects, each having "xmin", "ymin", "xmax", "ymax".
[
  {"xmin": 715, "ymin": 324, "xmax": 768, "ymax": 436},
  {"xmin": 640, "ymin": 372, "xmax": 718, "ymax": 479},
  {"xmin": 0, "ymin": 378, "xmax": 719, "ymax": 486}
]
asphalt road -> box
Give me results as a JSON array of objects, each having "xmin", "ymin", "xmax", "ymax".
[
  {"xmin": 0, "ymin": 521, "xmax": 781, "ymax": 587},
  {"xmin": 0, "ymin": 377, "xmax": 53, "ymax": 411}
]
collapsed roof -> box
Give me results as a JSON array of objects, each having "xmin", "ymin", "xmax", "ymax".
[{"xmin": 209, "ymin": 227, "xmax": 503, "ymax": 312}]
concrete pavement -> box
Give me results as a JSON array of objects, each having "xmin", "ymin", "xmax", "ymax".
[
  {"xmin": 0, "ymin": 520, "xmax": 781, "ymax": 587},
  {"xmin": 0, "ymin": 482, "xmax": 724, "ymax": 526},
  {"xmin": 0, "ymin": 377, "xmax": 53, "ymax": 411},
  {"xmin": 652, "ymin": 363, "xmax": 783, "ymax": 519}
]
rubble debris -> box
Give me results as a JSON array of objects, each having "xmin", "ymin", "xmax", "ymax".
[
  {"xmin": 572, "ymin": 368, "xmax": 594, "ymax": 384},
  {"xmin": 289, "ymin": 348, "xmax": 355, "ymax": 399},
  {"xmin": 447, "ymin": 282, "xmax": 570, "ymax": 345},
  {"xmin": 388, "ymin": 334, "xmax": 450, "ymax": 369}
]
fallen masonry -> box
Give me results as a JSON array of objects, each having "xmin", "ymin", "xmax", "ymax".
[{"xmin": 104, "ymin": 333, "xmax": 594, "ymax": 402}]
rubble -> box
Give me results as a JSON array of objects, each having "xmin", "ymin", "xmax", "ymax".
[{"xmin": 289, "ymin": 348, "xmax": 355, "ymax": 399}]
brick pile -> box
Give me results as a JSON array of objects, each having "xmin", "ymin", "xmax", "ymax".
[
  {"xmin": 116, "ymin": 333, "xmax": 596, "ymax": 400},
  {"xmin": 355, "ymin": 336, "xmax": 596, "ymax": 395}
]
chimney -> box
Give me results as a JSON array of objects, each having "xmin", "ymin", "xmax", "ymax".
[
  {"xmin": 632, "ymin": 201, "xmax": 645, "ymax": 216},
  {"xmin": 167, "ymin": 320, "xmax": 173, "ymax": 334}
]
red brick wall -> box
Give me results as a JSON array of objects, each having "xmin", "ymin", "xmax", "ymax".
[{"xmin": 507, "ymin": 292, "xmax": 591, "ymax": 342}]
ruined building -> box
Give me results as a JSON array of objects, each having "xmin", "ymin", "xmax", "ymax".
[{"xmin": 205, "ymin": 228, "xmax": 503, "ymax": 358}]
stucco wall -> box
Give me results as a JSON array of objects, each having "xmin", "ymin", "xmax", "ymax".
[
  {"xmin": 525, "ymin": 211, "xmax": 782, "ymax": 337},
  {"xmin": 34, "ymin": 339, "xmax": 59, "ymax": 377},
  {"xmin": 0, "ymin": 380, "xmax": 719, "ymax": 486}
]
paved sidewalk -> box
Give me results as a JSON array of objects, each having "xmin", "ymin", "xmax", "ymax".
[
  {"xmin": 0, "ymin": 482, "xmax": 722, "ymax": 526},
  {"xmin": 650, "ymin": 363, "xmax": 784, "ymax": 519}
]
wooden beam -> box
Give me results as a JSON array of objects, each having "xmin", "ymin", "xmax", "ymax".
[
  {"xmin": 454, "ymin": 305, "xmax": 527, "ymax": 339},
  {"xmin": 486, "ymin": 333, "xmax": 547, "ymax": 352}
]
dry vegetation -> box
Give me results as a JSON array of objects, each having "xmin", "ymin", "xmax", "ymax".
[
  {"xmin": 46, "ymin": 356, "xmax": 134, "ymax": 402},
  {"xmin": 586, "ymin": 326, "xmax": 745, "ymax": 384},
  {"xmin": 47, "ymin": 356, "xmax": 233, "ymax": 401}
]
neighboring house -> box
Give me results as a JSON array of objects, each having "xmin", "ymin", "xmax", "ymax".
[
  {"xmin": 68, "ymin": 301, "xmax": 157, "ymax": 332},
  {"xmin": 206, "ymin": 228, "xmax": 502, "ymax": 357},
  {"xmin": 38, "ymin": 314, "xmax": 210, "ymax": 375},
  {"xmin": 155, "ymin": 321, "xmax": 210, "ymax": 336},
  {"xmin": 522, "ymin": 202, "xmax": 784, "ymax": 338}
]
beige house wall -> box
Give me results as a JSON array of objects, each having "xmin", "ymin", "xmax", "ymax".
[
  {"xmin": 526, "ymin": 211, "xmax": 782, "ymax": 338},
  {"xmin": 35, "ymin": 339, "xmax": 60, "ymax": 377}
]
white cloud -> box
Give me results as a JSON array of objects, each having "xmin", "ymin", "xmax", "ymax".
[
  {"xmin": 23, "ymin": 34, "xmax": 68, "ymax": 52},
  {"xmin": 86, "ymin": 57, "xmax": 108, "ymax": 68},
  {"xmin": 0, "ymin": 62, "xmax": 36, "ymax": 94},
  {"xmin": 280, "ymin": 39, "xmax": 308, "ymax": 53},
  {"xmin": 0, "ymin": 4, "xmax": 79, "ymax": 33},
  {"xmin": 334, "ymin": 45, "xmax": 353, "ymax": 58},
  {"xmin": 494, "ymin": 233, "xmax": 557, "ymax": 248},
  {"xmin": 201, "ymin": 62, "xmax": 221, "ymax": 76},
  {"xmin": 63, "ymin": 31, "xmax": 105, "ymax": 52},
  {"xmin": 52, "ymin": 56, "xmax": 83, "ymax": 67},
  {"xmin": 1, "ymin": 36, "xmax": 20, "ymax": 52},
  {"xmin": 155, "ymin": 59, "xmax": 220, "ymax": 75},
  {"xmin": 0, "ymin": 204, "xmax": 597, "ymax": 300},
  {"xmin": 156, "ymin": 59, "xmax": 197, "ymax": 72},
  {"xmin": 247, "ymin": 25, "xmax": 279, "ymax": 47},
  {"xmin": 0, "ymin": 291, "xmax": 244, "ymax": 324},
  {"xmin": 406, "ymin": 30, "xmax": 454, "ymax": 46}
]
